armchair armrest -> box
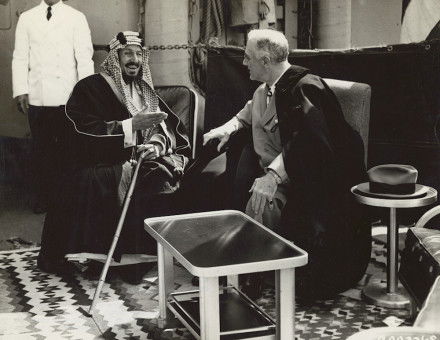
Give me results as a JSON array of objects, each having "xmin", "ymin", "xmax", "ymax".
[
  {"xmin": 184, "ymin": 139, "xmax": 223, "ymax": 178},
  {"xmin": 414, "ymin": 205, "xmax": 440, "ymax": 228},
  {"xmin": 184, "ymin": 129, "xmax": 250, "ymax": 178}
]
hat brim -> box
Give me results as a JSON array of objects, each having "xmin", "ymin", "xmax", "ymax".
[{"xmin": 354, "ymin": 182, "xmax": 429, "ymax": 199}]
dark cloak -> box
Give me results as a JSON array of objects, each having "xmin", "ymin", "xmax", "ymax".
[
  {"xmin": 275, "ymin": 66, "xmax": 371, "ymax": 299},
  {"xmin": 38, "ymin": 74, "xmax": 191, "ymax": 271}
]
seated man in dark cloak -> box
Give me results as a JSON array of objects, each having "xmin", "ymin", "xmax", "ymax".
[
  {"xmin": 204, "ymin": 29, "xmax": 371, "ymax": 300},
  {"xmin": 38, "ymin": 31, "xmax": 191, "ymax": 281}
]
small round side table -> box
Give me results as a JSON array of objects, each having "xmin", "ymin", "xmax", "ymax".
[{"xmin": 351, "ymin": 184, "xmax": 437, "ymax": 309}]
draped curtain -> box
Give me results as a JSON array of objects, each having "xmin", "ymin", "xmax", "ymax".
[
  {"xmin": 200, "ymin": 0, "xmax": 225, "ymax": 42},
  {"xmin": 189, "ymin": 0, "xmax": 226, "ymax": 95}
]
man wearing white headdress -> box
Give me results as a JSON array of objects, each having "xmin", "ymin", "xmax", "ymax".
[{"xmin": 38, "ymin": 31, "xmax": 191, "ymax": 282}]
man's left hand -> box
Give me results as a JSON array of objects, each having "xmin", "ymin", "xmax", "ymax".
[
  {"xmin": 137, "ymin": 143, "xmax": 161, "ymax": 160},
  {"xmin": 249, "ymin": 173, "xmax": 278, "ymax": 216}
]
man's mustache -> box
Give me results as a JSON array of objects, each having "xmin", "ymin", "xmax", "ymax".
[{"xmin": 125, "ymin": 62, "xmax": 140, "ymax": 68}]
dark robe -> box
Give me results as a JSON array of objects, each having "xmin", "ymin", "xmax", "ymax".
[
  {"xmin": 38, "ymin": 74, "xmax": 191, "ymax": 271},
  {"xmin": 275, "ymin": 66, "xmax": 371, "ymax": 299}
]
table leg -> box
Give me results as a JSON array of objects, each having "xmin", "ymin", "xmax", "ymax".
[
  {"xmin": 362, "ymin": 207, "xmax": 410, "ymax": 309},
  {"xmin": 227, "ymin": 275, "xmax": 239, "ymax": 288},
  {"xmin": 275, "ymin": 268, "xmax": 295, "ymax": 340},
  {"xmin": 157, "ymin": 243, "xmax": 174, "ymax": 328},
  {"xmin": 199, "ymin": 276, "xmax": 220, "ymax": 340}
]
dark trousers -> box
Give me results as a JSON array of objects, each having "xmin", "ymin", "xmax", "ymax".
[
  {"xmin": 232, "ymin": 143, "xmax": 259, "ymax": 211},
  {"xmin": 27, "ymin": 105, "xmax": 66, "ymax": 207}
]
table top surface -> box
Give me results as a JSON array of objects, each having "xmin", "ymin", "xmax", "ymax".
[
  {"xmin": 351, "ymin": 184, "xmax": 437, "ymax": 208},
  {"xmin": 144, "ymin": 210, "xmax": 308, "ymax": 276}
]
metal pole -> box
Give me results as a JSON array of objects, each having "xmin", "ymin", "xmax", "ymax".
[
  {"xmin": 88, "ymin": 152, "xmax": 147, "ymax": 314},
  {"xmin": 387, "ymin": 207, "xmax": 398, "ymax": 294}
]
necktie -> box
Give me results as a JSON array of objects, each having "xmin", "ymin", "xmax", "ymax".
[
  {"xmin": 47, "ymin": 6, "xmax": 52, "ymax": 20},
  {"xmin": 266, "ymin": 84, "xmax": 273, "ymax": 107}
]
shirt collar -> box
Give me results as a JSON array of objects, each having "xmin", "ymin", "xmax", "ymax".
[
  {"xmin": 40, "ymin": 0, "xmax": 63, "ymax": 12},
  {"xmin": 266, "ymin": 67, "xmax": 290, "ymax": 93}
]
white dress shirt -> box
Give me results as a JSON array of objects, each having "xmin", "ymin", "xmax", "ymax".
[{"xmin": 12, "ymin": 0, "xmax": 94, "ymax": 106}]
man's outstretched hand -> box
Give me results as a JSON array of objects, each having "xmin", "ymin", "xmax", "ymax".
[
  {"xmin": 15, "ymin": 94, "xmax": 29, "ymax": 114},
  {"xmin": 132, "ymin": 111, "xmax": 167, "ymax": 131},
  {"xmin": 203, "ymin": 127, "xmax": 231, "ymax": 152}
]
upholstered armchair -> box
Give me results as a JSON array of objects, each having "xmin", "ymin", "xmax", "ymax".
[
  {"xmin": 348, "ymin": 242, "xmax": 440, "ymax": 339},
  {"xmin": 400, "ymin": 205, "xmax": 440, "ymax": 307},
  {"xmin": 188, "ymin": 78, "xmax": 372, "ymax": 213}
]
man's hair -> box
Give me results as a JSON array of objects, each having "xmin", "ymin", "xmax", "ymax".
[{"xmin": 247, "ymin": 29, "xmax": 289, "ymax": 63}]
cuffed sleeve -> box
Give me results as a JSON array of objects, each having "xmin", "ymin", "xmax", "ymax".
[
  {"xmin": 267, "ymin": 153, "xmax": 289, "ymax": 183},
  {"xmin": 222, "ymin": 116, "xmax": 244, "ymax": 135},
  {"xmin": 122, "ymin": 118, "xmax": 136, "ymax": 148}
]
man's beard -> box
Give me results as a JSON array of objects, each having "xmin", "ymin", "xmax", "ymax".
[
  {"xmin": 122, "ymin": 73, "xmax": 139, "ymax": 84},
  {"xmin": 122, "ymin": 64, "xmax": 142, "ymax": 84}
]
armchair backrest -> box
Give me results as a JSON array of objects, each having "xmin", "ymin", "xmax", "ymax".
[
  {"xmin": 324, "ymin": 78, "xmax": 371, "ymax": 166},
  {"xmin": 155, "ymin": 86, "xmax": 199, "ymax": 159}
]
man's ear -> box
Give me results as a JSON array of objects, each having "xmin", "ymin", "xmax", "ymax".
[{"xmin": 261, "ymin": 55, "xmax": 271, "ymax": 66}]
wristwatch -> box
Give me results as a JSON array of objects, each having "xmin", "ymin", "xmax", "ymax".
[{"xmin": 267, "ymin": 169, "xmax": 282, "ymax": 185}]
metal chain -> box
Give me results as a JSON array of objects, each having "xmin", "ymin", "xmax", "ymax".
[
  {"xmin": 92, "ymin": 42, "xmax": 209, "ymax": 52},
  {"xmin": 147, "ymin": 42, "xmax": 207, "ymax": 51}
]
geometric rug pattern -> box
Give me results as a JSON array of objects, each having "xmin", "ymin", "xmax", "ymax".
[{"xmin": 0, "ymin": 240, "xmax": 412, "ymax": 339}]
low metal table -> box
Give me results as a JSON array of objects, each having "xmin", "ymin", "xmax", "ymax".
[
  {"xmin": 351, "ymin": 184, "xmax": 437, "ymax": 309},
  {"xmin": 144, "ymin": 210, "xmax": 308, "ymax": 340}
]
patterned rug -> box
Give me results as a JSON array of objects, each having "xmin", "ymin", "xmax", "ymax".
[{"xmin": 0, "ymin": 241, "xmax": 412, "ymax": 340}]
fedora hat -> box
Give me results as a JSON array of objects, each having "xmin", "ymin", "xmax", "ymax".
[{"xmin": 356, "ymin": 164, "xmax": 428, "ymax": 198}]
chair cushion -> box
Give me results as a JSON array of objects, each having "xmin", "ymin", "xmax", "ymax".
[
  {"xmin": 201, "ymin": 153, "xmax": 227, "ymax": 178},
  {"xmin": 400, "ymin": 227, "xmax": 440, "ymax": 306}
]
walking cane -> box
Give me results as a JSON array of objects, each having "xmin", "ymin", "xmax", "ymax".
[{"xmin": 88, "ymin": 151, "xmax": 148, "ymax": 315}]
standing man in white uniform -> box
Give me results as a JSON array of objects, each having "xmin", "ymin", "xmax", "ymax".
[{"xmin": 12, "ymin": 0, "xmax": 94, "ymax": 213}]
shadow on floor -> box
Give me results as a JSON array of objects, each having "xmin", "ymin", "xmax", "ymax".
[{"xmin": 0, "ymin": 183, "xmax": 44, "ymax": 251}]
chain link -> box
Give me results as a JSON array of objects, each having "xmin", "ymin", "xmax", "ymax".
[
  {"xmin": 93, "ymin": 42, "xmax": 210, "ymax": 52},
  {"xmin": 148, "ymin": 42, "xmax": 207, "ymax": 51}
]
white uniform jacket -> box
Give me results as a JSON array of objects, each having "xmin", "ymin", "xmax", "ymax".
[{"xmin": 12, "ymin": 0, "xmax": 94, "ymax": 106}]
